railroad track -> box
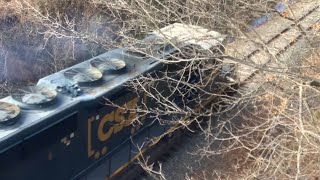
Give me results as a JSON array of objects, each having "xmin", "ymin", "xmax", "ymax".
[
  {"xmin": 125, "ymin": 1, "xmax": 320, "ymax": 179},
  {"xmin": 226, "ymin": 0, "xmax": 320, "ymax": 82},
  {"xmin": 135, "ymin": 131, "xmax": 196, "ymax": 180}
]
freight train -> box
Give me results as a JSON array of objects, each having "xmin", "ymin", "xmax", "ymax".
[{"xmin": 0, "ymin": 23, "xmax": 224, "ymax": 180}]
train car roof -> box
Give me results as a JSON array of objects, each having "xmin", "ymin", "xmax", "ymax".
[
  {"xmin": 0, "ymin": 24, "xmax": 224, "ymax": 151},
  {"xmin": 149, "ymin": 23, "xmax": 224, "ymax": 50}
]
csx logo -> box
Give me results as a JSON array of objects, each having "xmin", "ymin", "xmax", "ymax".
[
  {"xmin": 87, "ymin": 96, "xmax": 144, "ymax": 158},
  {"xmin": 98, "ymin": 97, "xmax": 139, "ymax": 142}
]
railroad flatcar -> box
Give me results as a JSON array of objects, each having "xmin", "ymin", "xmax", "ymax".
[{"xmin": 0, "ymin": 23, "xmax": 224, "ymax": 180}]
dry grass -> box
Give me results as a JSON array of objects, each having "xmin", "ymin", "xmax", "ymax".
[
  {"xmin": 0, "ymin": 0, "xmax": 272, "ymax": 94},
  {"xmin": 1, "ymin": 0, "xmax": 320, "ymax": 180},
  {"xmin": 185, "ymin": 76, "xmax": 320, "ymax": 179},
  {"xmin": 301, "ymin": 48, "xmax": 320, "ymax": 79}
]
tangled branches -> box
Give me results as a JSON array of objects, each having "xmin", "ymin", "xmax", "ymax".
[{"xmin": 0, "ymin": 0, "xmax": 320, "ymax": 179}]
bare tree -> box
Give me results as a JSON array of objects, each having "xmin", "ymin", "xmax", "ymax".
[{"xmin": 1, "ymin": 0, "xmax": 320, "ymax": 179}]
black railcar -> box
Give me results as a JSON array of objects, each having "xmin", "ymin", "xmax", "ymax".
[{"xmin": 0, "ymin": 23, "xmax": 224, "ymax": 180}]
